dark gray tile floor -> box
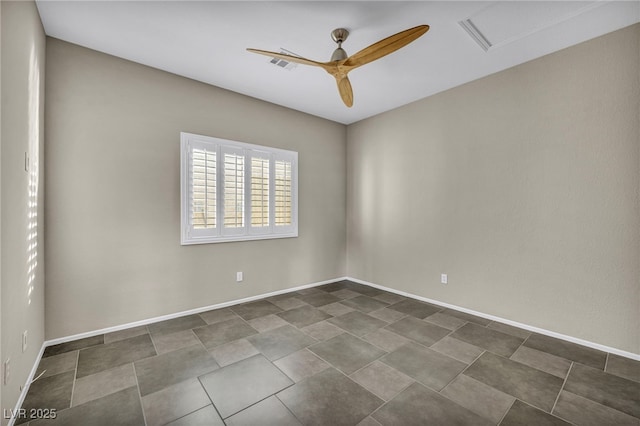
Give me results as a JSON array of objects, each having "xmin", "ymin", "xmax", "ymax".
[{"xmin": 19, "ymin": 280, "xmax": 640, "ymax": 425}]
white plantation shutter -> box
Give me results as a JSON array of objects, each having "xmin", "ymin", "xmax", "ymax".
[
  {"xmin": 250, "ymin": 154, "xmax": 270, "ymax": 232},
  {"xmin": 222, "ymin": 146, "xmax": 245, "ymax": 235},
  {"xmin": 181, "ymin": 133, "xmax": 297, "ymax": 245},
  {"xmin": 191, "ymin": 149, "xmax": 216, "ymax": 229}
]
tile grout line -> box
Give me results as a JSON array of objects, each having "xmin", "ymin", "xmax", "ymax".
[
  {"xmin": 550, "ymin": 361, "xmax": 574, "ymax": 415},
  {"xmin": 68, "ymin": 350, "xmax": 80, "ymax": 409},
  {"xmin": 496, "ymin": 398, "xmax": 517, "ymax": 425},
  {"xmin": 131, "ymin": 362, "xmax": 148, "ymax": 426}
]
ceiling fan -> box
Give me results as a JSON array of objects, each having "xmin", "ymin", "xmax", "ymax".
[{"xmin": 247, "ymin": 25, "xmax": 429, "ymax": 108}]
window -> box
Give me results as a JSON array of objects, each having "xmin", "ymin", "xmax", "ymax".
[{"xmin": 181, "ymin": 132, "xmax": 298, "ymax": 244}]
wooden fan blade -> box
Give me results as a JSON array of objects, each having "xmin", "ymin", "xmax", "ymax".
[
  {"xmin": 246, "ymin": 48, "xmax": 332, "ymax": 71},
  {"xmin": 343, "ymin": 25, "xmax": 429, "ymax": 70},
  {"xmin": 336, "ymin": 76, "xmax": 353, "ymax": 107}
]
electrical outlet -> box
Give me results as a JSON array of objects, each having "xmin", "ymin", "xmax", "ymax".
[
  {"xmin": 22, "ymin": 330, "xmax": 28, "ymax": 353},
  {"xmin": 3, "ymin": 359, "xmax": 10, "ymax": 385},
  {"xmin": 236, "ymin": 271, "xmax": 243, "ymax": 282},
  {"xmin": 441, "ymin": 274, "xmax": 448, "ymax": 284}
]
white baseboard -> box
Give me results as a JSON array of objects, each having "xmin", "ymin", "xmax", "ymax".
[
  {"xmin": 7, "ymin": 343, "xmax": 46, "ymax": 426},
  {"xmin": 44, "ymin": 276, "xmax": 348, "ymax": 347},
  {"xmin": 347, "ymin": 276, "xmax": 640, "ymax": 361}
]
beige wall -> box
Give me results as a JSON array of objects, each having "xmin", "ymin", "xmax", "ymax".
[
  {"xmin": 347, "ymin": 24, "xmax": 640, "ymax": 354},
  {"xmin": 1, "ymin": 1, "xmax": 46, "ymax": 421},
  {"xmin": 45, "ymin": 39, "xmax": 347, "ymax": 339}
]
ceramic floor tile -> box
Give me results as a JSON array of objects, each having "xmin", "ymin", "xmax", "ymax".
[
  {"xmin": 225, "ymin": 396, "xmax": 301, "ymax": 426},
  {"xmin": 387, "ymin": 299, "xmax": 442, "ymax": 319},
  {"xmin": 141, "ymin": 378, "xmax": 211, "ymax": 426},
  {"xmin": 372, "ymin": 292, "xmax": 406, "ymax": 305},
  {"xmin": 564, "ymin": 362, "xmax": 640, "ymax": 418},
  {"xmin": 30, "ymin": 387, "xmax": 143, "ymax": 426},
  {"xmin": 18, "ymin": 371, "xmax": 75, "ymax": 424},
  {"xmin": 510, "ymin": 345, "xmax": 572, "ymax": 378},
  {"xmin": 339, "ymin": 295, "xmax": 389, "ymax": 313},
  {"xmin": 135, "ymin": 344, "xmax": 219, "ymax": 396},
  {"xmin": 367, "ymin": 307, "xmax": 407, "ymax": 323},
  {"xmin": 274, "ymin": 349, "xmax": 330, "ymax": 382},
  {"xmin": 42, "ymin": 335, "xmax": 104, "ymax": 358},
  {"xmin": 524, "ymin": 333, "xmax": 607, "ymax": 370},
  {"xmin": 298, "ymin": 292, "xmax": 341, "ymax": 307},
  {"xmin": 278, "ymin": 368, "xmax": 383, "ymax": 426},
  {"xmin": 372, "ymin": 382, "xmax": 492, "ymax": 426},
  {"xmin": 423, "ymin": 312, "xmax": 467, "ymax": 330},
  {"xmin": 463, "ymin": 351, "xmax": 564, "ymax": 412},
  {"xmin": 440, "ymin": 374, "xmax": 515, "ymax": 423},
  {"xmin": 152, "ymin": 329, "xmax": 200, "ymax": 355},
  {"xmin": 318, "ymin": 302, "xmax": 355, "ymax": 317},
  {"xmin": 72, "ymin": 363, "xmax": 136, "ymax": 406},
  {"xmin": 208, "ymin": 338, "xmax": 259, "ymax": 367},
  {"xmin": 247, "ymin": 325, "xmax": 317, "ymax": 361},
  {"xmin": 330, "ymin": 289, "xmax": 361, "ymax": 299},
  {"xmin": 277, "ymin": 305, "xmax": 332, "ymax": 328},
  {"xmin": 385, "ymin": 316, "xmax": 450, "ymax": 346},
  {"xmin": 269, "ymin": 297, "xmax": 308, "ymax": 311},
  {"xmin": 231, "ymin": 300, "xmax": 283, "ymax": 320},
  {"xmin": 350, "ymin": 361, "xmax": 414, "ymax": 401},
  {"xmin": 361, "ymin": 328, "xmax": 410, "ymax": 353},
  {"xmin": 553, "ymin": 390, "xmax": 639, "ymax": 426},
  {"xmin": 166, "ymin": 405, "xmax": 224, "ymax": 426},
  {"xmin": 147, "ymin": 314, "xmax": 206, "ymax": 337},
  {"xmin": 193, "ymin": 317, "xmax": 258, "ymax": 349},
  {"xmin": 199, "ymin": 354, "xmax": 293, "ymax": 418},
  {"xmin": 76, "ymin": 334, "xmax": 156, "ymax": 378},
  {"xmin": 357, "ymin": 416, "xmax": 383, "ymax": 426},
  {"xmin": 247, "ymin": 314, "xmax": 290, "ymax": 332},
  {"xmin": 199, "ymin": 308, "xmax": 239, "ymax": 325},
  {"xmin": 35, "ymin": 350, "xmax": 78, "ymax": 379},
  {"xmin": 274, "ymin": 349, "xmax": 331, "ymax": 382},
  {"xmin": 349, "ymin": 284, "xmax": 383, "ymax": 298},
  {"xmin": 440, "ymin": 309, "xmax": 492, "ymax": 326},
  {"xmin": 297, "ymin": 287, "xmax": 325, "ymax": 295},
  {"xmin": 301, "ymin": 321, "xmax": 344, "ymax": 341},
  {"xmin": 316, "ymin": 281, "xmax": 351, "ymax": 292},
  {"xmin": 606, "ymin": 354, "xmax": 640, "ymax": 383},
  {"xmin": 267, "ymin": 291, "xmax": 302, "ymax": 301},
  {"xmin": 451, "ymin": 323, "xmax": 524, "ymax": 357},
  {"xmin": 501, "ymin": 400, "xmax": 570, "ymax": 426},
  {"xmin": 430, "ymin": 336, "xmax": 484, "ymax": 364},
  {"xmin": 380, "ymin": 342, "xmax": 466, "ymax": 391},
  {"xmin": 487, "ymin": 321, "xmax": 531, "ymax": 339},
  {"xmin": 328, "ymin": 311, "xmax": 387, "ymax": 337},
  {"xmin": 104, "ymin": 325, "xmax": 149, "ymax": 344},
  {"xmin": 22, "ymin": 283, "xmax": 640, "ymax": 426},
  {"xmin": 309, "ymin": 333, "xmax": 386, "ymax": 375}
]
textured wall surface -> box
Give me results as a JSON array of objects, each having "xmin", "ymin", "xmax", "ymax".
[
  {"xmin": 1, "ymin": 1, "xmax": 46, "ymax": 422},
  {"xmin": 347, "ymin": 24, "xmax": 640, "ymax": 354},
  {"xmin": 45, "ymin": 39, "xmax": 347, "ymax": 339}
]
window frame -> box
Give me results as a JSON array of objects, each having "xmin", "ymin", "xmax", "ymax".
[{"xmin": 180, "ymin": 132, "xmax": 298, "ymax": 245}]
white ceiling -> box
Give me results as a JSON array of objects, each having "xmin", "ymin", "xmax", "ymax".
[{"xmin": 36, "ymin": 1, "xmax": 639, "ymax": 124}]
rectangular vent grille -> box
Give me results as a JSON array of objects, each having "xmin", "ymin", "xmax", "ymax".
[{"xmin": 269, "ymin": 48, "xmax": 299, "ymax": 71}]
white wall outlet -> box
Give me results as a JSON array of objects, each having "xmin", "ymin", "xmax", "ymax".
[
  {"xmin": 441, "ymin": 274, "xmax": 448, "ymax": 284},
  {"xmin": 3, "ymin": 359, "xmax": 10, "ymax": 385},
  {"xmin": 22, "ymin": 330, "xmax": 28, "ymax": 353},
  {"xmin": 236, "ymin": 271, "xmax": 243, "ymax": 282}
]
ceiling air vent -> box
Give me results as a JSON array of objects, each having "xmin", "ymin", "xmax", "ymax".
[
  {"xmin": 460, "ymin": 1, "xmax": 603, "ymax": 52},
  {"xmin": 269, "ymin": 49, "xmax": 299, "ymax": 71}
]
